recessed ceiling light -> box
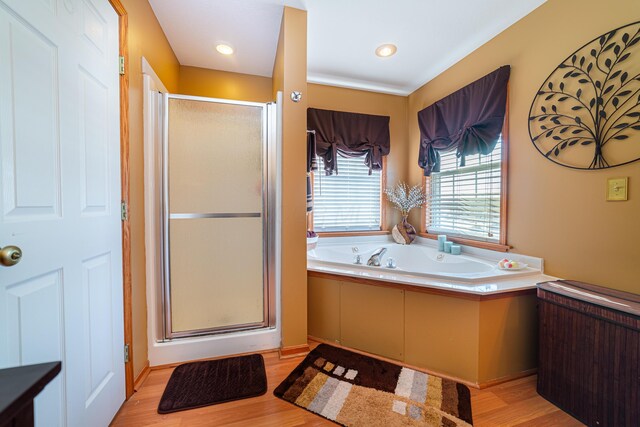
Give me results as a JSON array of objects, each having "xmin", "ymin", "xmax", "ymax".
[
  {"xmin": 216, "ymin": 44, "xmax": 234, "ymax": 55},
  {"xmin": 375, "ymin": 44, "xmax": 397, "ymax": 58}
]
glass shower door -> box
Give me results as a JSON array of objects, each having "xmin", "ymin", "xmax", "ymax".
[{"xmin": 163, "ymin": 95, "xmax": 274, "ymax": 338}]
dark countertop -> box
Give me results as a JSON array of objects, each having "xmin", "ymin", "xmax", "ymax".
[{"xmin": 0, "ymin": 362, "xmax": 61, "ymax": 423}]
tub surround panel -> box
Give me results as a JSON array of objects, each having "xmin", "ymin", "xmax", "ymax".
[
  {"xmin": 478, "ymin": 294, "xmax": 538, "ymax": 383},
  {"xmin": 340, "ymin": 283, "xmax": 405, "ymax": 361},
  {"xmin": 308, "ymin": 274, "xmax": 538, "ymax": 386},
  {"xmin": 307, "ymin": 276, "xmax": 341, "ymax": 342},
  {"xmin": 404, "ymin": 292, "xmax": 480, "ymax": 382}
]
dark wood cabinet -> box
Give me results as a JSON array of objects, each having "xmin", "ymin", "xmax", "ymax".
[
  {"xmin": 537, "ymin": 280, "xmax": 639, "ymax": 427},
  {"xmin": 0, "ymin": 362, "xmax": 61, "ymax": 427}
]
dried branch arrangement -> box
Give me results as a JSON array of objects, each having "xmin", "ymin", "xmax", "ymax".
[{"xmin": 384, "ymin": 182, "xmax": 427, "ymax": 217}]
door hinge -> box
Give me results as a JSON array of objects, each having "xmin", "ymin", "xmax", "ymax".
[
  {"xmin": 119, "ymin": 56, "xmax": 125, "ymax": 75},
  {"xmin": 124, "ymin": 344, "xmax": 130, "ymax": 363},
  {"xmin": 121, "ymin": 201, "xmax": 128, "ymax": 221}
]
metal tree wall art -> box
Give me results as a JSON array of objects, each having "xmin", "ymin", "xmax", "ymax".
[{"xmin": 528, "ymin": 21, "xmax": 640, "ymax": 169}]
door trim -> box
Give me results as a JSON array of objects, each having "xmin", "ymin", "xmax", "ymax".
[{"xmin": 107, "ymin": 0, "xmax": 133, "ymax": 400}]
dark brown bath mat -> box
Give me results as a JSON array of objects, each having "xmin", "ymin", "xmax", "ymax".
[{"xmin": 157, "ymin": 354, "xmax": 267, "ymax": 414}]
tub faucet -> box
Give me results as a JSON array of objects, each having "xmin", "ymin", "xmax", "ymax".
[
  {"xmin": 367, "ymin": 247, "xmax": 387, "ymax": 266},
  {"xmin": 352, "ymin": 247, "xmax": 362, "ymax": 264}
]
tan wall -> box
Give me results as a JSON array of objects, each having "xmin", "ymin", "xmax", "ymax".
[
  {"xmin": 273, "ymin": 7, "xmax": 309, "ymax": 348},
  {"xmin": 408, "ymin": 0, "xmax": 640, "ymax": 294},
  {"xmin": 272, "ymin": 18, "xmax": 284, "ymax": 99},
  {"xmin": 178, "ymin": 66, "xmax": 273, "ymax": 102},
  {"xmin": 121, "ymin": 0, "xmax": 180, "ymax": 379},
  {"xmin": 307, "ymin": 84, "xmax": 409, "ymax": 229}
]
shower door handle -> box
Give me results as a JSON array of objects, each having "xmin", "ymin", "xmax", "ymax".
[{"xmin": 169, "ymin": 213, "xmax": 261, "ymax": 219}]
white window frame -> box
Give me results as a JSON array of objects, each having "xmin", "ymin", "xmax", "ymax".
[
  {"xmin": 310, "ymin": 155, "xmax": 386, "ymax": 234},
  {"xmin": 422, "ymin": 122, "xmax": 509, "ymax": 252}
]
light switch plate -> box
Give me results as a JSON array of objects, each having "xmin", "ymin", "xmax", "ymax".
[{"xmin": 607, "ymin": 177, "xmax": 628, "ymax": 201}]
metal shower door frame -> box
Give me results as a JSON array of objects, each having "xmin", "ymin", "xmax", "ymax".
[{"xmin": 160, "ymin": 93, "xmax": 277, "ymax": 340}]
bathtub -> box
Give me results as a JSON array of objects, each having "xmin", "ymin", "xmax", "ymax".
[
  {"xmin": 307, "ymin": 235, "xmax": 555, "ymax": 385},
  {"xmin": 307, "ymin": 236, "xmax": 556, "ymax": 295}
]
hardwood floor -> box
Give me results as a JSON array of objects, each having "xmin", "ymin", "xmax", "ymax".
[
  {"xmin": 111, "ymin": 346, "xmax": 584, "ymax": 427},
  {"xmin": 468, "ymin": 377, "xmax": 583, "ymax": 426}
]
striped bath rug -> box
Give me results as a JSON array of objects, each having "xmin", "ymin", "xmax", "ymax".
[{"xmin": 274, "ymin": 344, "xmax": 473, "ymax": 426}]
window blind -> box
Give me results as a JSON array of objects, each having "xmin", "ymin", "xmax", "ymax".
[
  {"xmin": 312, "ymin": 155, "xmax": 382, "ymax": 232},
  {"xmin": 426, "ymin": 140, "xmax": 502, "ymax": 242}
]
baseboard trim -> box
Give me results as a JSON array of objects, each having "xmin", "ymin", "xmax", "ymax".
[
  {"xmin": 279, "ymin": 343, "xmax": 310, "ymax": 359},
  {"xmin": 133, "ymin": 361, "xmax": 150, "ymax": 391},
  {"xmin": 477, "ymin": 368, "xmax": 538, "ymax": 389},
  {"xmin": 307, "ymin": 336, "xmax": 537, "ymax": 390}
]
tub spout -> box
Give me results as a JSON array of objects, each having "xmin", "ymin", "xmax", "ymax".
[{"xmin": 367, "ymin": 247, "xmax": 387, "ymax": 266}]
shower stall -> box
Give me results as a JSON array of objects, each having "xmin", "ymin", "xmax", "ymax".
[
  {"xmin": 143, "ymin": 64, "xmax": 280, "ymax": 364},
  {"xmin": 160, "ymin": 94, "xmax": 277, "ymax": 339}
]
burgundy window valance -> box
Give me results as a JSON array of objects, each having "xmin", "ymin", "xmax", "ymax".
[
  {"xmin": 417, "ymin": 65, "xmax": 510, "ymax": 176},
  {"xmin": 307, "ymin": 108, "xmax": 391, "ymax": 175}
]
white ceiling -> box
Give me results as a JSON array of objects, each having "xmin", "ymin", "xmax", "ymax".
[
  {"xmin": 149, "ymin": 0, "xmax": 547, "ymax": 95},
  {"xmin": 149, "ymin": 0, "xmax": 296, "ymax": 77}
]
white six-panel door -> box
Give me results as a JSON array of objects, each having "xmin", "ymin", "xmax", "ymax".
[{"xmin": 0, "ymin": 0, "xmax": 123, "ymax": 425}]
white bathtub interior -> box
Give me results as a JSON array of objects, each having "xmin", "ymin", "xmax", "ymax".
[{"xmin": 308, "ymin": 235, "xmax": 555, "ymax": 293}]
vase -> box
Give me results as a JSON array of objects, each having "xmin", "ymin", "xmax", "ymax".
[{"xmin": 392, "ymin": 215, "xmax": 416, "ymax": 245}]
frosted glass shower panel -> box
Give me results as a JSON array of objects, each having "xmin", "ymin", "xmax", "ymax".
[
  {"xmin": 168, "ymin": 98, "xmax": 263, "ymax": 214},
  {"xmin": 169, "ymin": 218, "xmax": 264, "ymax": 332},
  {"xmin": 166, "ymin": 97, "xmax": 266, "ymax": 334}
]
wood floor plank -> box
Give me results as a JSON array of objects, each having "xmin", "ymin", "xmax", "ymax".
[
  {"xmin": 111, "ymin": 343, "xmax": 583, "ymax": 426},
  {"xmin": 469, "ymin": 392, "xmax": 508, "ymax": 417},
  {"xmin": 513, "ymin": 410, "xmax": 585, "ymax": 427},
  {"xmin": 472, "ymin": 396, "xmax": 581, "ymax": 427},
  {"xmin": 487, "ymin": 377, "xmax": 542, "ymax": 405}
]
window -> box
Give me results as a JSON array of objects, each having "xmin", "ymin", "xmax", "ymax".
[
  {"xmin": 425, "ymin": 139, "xmax": 503, "ymax": 243},
  {"xmin": 312, "ymin": 155, "xmax": 382, "ymax": 232}
]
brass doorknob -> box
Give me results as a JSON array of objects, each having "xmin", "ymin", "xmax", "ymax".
[{"xmin": 0, "ymin": 245, "xmax": 22, "ymax": 267}]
